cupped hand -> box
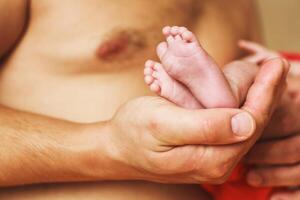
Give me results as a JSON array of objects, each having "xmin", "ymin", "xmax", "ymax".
[
  {"xmin": 105, "ymin": 58, "xmax": 288, "ymax": 184},
  {"xmin": 245, "ymin": 77, "xmax": 300, "ymax": 200}
]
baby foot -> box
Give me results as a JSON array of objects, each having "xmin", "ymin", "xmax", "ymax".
[
  {"xmin": 144, "ymin": 60, "xmax": 203, "ymax": 109},
  {"xmin": 157, "ymin": 26, "xmax": 238, "ymax": 108}
]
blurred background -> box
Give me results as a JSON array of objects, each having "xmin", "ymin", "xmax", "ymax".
[{"xmin": 257, "ymin": 0, "xmax": 300, "ymax": 52}]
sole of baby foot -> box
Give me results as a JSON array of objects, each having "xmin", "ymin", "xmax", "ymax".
[{"xmin": 144, "ymin": 60, "xmax": 203, "ymax": 109}]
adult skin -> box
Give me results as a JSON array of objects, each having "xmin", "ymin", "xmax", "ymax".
[
  {"xmin": 238, "ymin": 43, "xmax": 300, "ymax": 200},
  {"xmin": 0, "ymin": 60, "xmax": 289, "ymax": 185},
  {"xmin": 0, "ymin": 0, "xmax": 275, "ymax": 199},
  {"xmin": 246, "ymin": 76, "xmax": 300, "ymax": 200}
]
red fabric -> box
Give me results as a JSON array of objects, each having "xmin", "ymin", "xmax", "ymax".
[
  {"xmin": 202, "ymin": 164, "xmax": 273, "ymax": 200},
  {"xmin": 281, "ymin": 52, "xmax": 300, "ymax": 61}
]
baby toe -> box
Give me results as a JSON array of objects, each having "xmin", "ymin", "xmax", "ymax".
[
  {"xmin": 182, "ymin": 31, "xmax": 196, "ymax": 42},
  {"xmin": 150, "ymin": 80, "xmax": 161, "ymax": 93},
  {"xmin": 170, "ymin": 26, "xmax": 180, "ymax": 36},
  {"xmin": 144, "ymin": 66, "xmax": 153, "ymax": 75},
  {"xmin": 162, "ymin": 26, "xmax": 171, "ymax": 36},
  {"xmin": 153, "ymin": 62, "xmax": 162, "ymax": 70},
  {"xmin": 156, "ymin": 42, "xmax": 168, "ymax": 59},
  {"xmin": 179, "ymin": 27, "xmax": 188, "ymax": 34},
  {"xmin": 152, "ymin": 71, "xmax": 159, "ymax": 79},
  {"xmin": 145, "ymin": 60, "xmax": 155, "ymax": 68},
  {"xmin": 144, "ymin": 75, "xmax": 154, "ymax": 85},
  {"xmin": 166, "ymin": 35, "xmax": 175, "ymax": 44}
]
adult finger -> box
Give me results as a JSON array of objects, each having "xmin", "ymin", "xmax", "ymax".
[
  {"xmin": 247, "ymin": 164, "xmax": 300, "ymax": 187},
  {"xmin": 242, "ymin": 58, "xmax": 289, "ymax": 129},
  {"xmin": 245, "ymin": 134, "xmax": 300, "ymax": 165},
  {"xmin": 262, "ymin": 81, "xmax": 300, "ymax": 139},
  {"xmin": 271, "ymin": 190, "xmax": 300, "ymax": 200},
  {"xmin": 191, "ymin": 59, "xmax": 290, "ymax": 180},
  {"xmin": 159, "ymin": 56, "xmax": 288, "ymax": 148},
  {"xmin": 238, "ymin": 40, "xmax": 266, "ymax": 53},
  {"xmin": 242, "ymin": 53, "xmax": 267, "ymax": 64},
  {"xmin": 239, "ymin": 40, "xmax": 281, "ymax": 64}
]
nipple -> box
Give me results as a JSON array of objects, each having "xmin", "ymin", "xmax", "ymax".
[{"xmin": 96, "ymin": 30, "xmax": 145, "ymax": 60}]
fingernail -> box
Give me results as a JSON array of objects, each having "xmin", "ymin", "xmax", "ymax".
[
  {"xmin": 247, "ymin": 172, "xmax": 263, "ymax": 186},
  {"xmin": 231, "ymin": 112, "xmax": 255, "ymax": 137}
]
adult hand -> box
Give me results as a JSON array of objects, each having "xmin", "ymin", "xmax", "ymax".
[
  {"xmin": 239, "ymin": 40, "xmax": 280, "ymax": 64},
  {"xmin": 100, "ymin": 58, "xmax": 288, "ymax": 184},
  {"xmin": 245, "ymin": 77, "xmax": 300, "ymax": 200},
  {"xmin": 239, "ymin": 40, "xmax": 300, "ymax": 78}
]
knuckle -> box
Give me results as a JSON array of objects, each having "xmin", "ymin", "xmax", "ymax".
[
  {"xmin": 214, "ymin": 152, "xmax": 239, "ymax": 180},
  {"xmin": 191, "ymin": 147, "xmax": 236, "ymax": 184},
  {"xmin": 210, "ymin": 164, "xmax": 231, "ymax": 181},
  {"xmin": 203, "ymin": 170, "xmax": 232, "ymax": 184},
  {"xmin": 193, "ymin": 147, "xmax": 237, "ymax": 182},
  {"xmin": 209, "ymin": 158, "xmax": 235, "ymax": 181}
]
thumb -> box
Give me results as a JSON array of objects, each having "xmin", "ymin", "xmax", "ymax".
[{"xmin": 153, "ymin": 103, "xmax": 256, "ymax": 146}]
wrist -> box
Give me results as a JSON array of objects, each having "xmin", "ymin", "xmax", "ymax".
[{"xmin": 75, "ymin": 120, "xmax": 134, "ymax": 181}]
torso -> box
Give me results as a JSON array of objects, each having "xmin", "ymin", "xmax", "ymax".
[
  {"xmin": 0, "ymin": 0, "xmax": 252, "ymax": 123},
  {"xmin": 0, "ymin": 1, "xmax": 257, "ymax": 199}
]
